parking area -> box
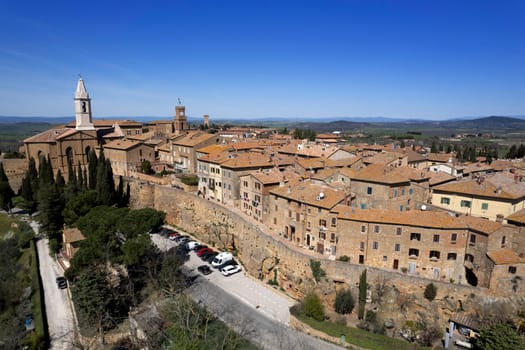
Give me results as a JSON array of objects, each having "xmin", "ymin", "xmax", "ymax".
[{"xmin": 150, "ymin": 227, "xmax": 294, "ymax": 325}]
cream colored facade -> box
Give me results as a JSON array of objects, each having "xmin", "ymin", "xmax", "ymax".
[{"xmin": 102, "ymin": 139, "xmax": 155, "ymax": 177}]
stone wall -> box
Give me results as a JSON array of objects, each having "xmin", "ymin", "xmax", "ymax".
[{"xmin": 129, "ymin": 181, "xmax": 522, "ymax": 326}]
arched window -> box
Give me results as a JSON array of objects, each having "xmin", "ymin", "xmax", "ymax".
[{"xmin": 66, "ymin": 147, "xmax": 74, "ymax": 166}]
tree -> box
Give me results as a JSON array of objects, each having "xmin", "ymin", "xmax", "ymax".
[
  {"xmin": 158, "ymin": 251, "xmax": 185, "ymax": 294},
  {"xmin": 424, "ymin": 283, "xmax": 437, "ymax": 301},
  {"xmin": 121, "ymin": 234, "xmax": 154, "ymax": 266},
  {"xmin": 334, "ymin": 289, "xmax": 355, "ymax": 314},
  {"xmin": 358, "ymin": 269, "xmax": 367, "ymax": 319},
  {"xmin": 62, "ymin": 190, "xmax": 100, "ymax": 226},
  {"xmin": 88, "ymin": 150, "xmax": 98, "ymax": 190},
  {"xmin": 302, "ymin": 291, "xmax": 325, "ymax": 321},
  {"xmin": 0, "ymin": 163, "xmax": 14, "ymax": 211},
  {"xmin": 431, "ymin": 141, "xmax": 437, "ymax": 153},
  {"xmin": 141, "ymin": 160, "xmax": 153, "ymax": 174},
  {"xmin": 476, "ymin": 323, "xmax": 525, "ymax": 350},
  {"xmin": 309, "ymin": 259, "xmax": 326, "ymax": 282},
  {"xmin": 117, "ymin": 208, "xmax": 164, "ymax": 240},
  {"xmin": 37, "ymin": 183, "xmax": 64, "ymax": 243}
]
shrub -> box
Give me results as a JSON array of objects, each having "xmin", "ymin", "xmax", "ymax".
[
  {"xmin": 424, "ymin": 283, "xmax": 437, "ymax": 301},
  {"xmin": 310, "ymin": 259, "xmax": 326, "ymax": 282},
  {"xmin": 337, "ymin": 255, "xmax": 350, "ymax": 262},
  {"xmin": 303, "ymin": 291, "xmax": 325, "ymax": 321},
  {"xmin": 179, "ymin": 175, "xmax": 199, "ymax": 186},
  {"xmin": 365, "ymin": 310, "xmax": 377, "ymax": 323},
  {"xmin": 334, "ymin": 289, "xmax": 355, "ymax": 314}
]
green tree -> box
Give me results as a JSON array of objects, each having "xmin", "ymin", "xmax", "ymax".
[
  {"xmin": 62, "ymin": 190, "xmax": 100, "ymax": 226},
  {"xmin": 334, "ymin": 289, "xmax": 355, "ymax": 314},
  {"xmin": 37, "ymin": 183, "xmax": 64, "ymax": 244},
  {"xmin": 121, "ymin": 234, "xmax": 154, "ymax": 266},
  {"xmin": 141, "ymin": 160, "xmax": 153, "ymax": 174},
  {"xmin": 309, "ymin": 259, "xmax": 326, "ymax": 282},
  {"xmin": 158, "ymin": 251, "xmax": 185, "ymax": 294},
  {"xmin": 303, "ymin": 291, "xmax": 325, "ymax": 321},
  {"xmin": 477, "ymin": 323, "xmax": 525, "ymax": 350},
  {"xmin": 88, "ymin": 150, "xmax": 98, "ymax": 190},
  {"xmin": 0, "ymin": 163, "xmax": 14, "ymax": 211},
  {"xmin": 431, "ymin": 141, "xmax": 437, "ymax": 153},
  {"xmin": 424, "ymin": 283, "xmax": 437, "ymax": 301},
  {"xmin": 117, "ymin": 208, "xmax": 164, "ymax": 240},
  {"xmin": 358, "ymin": 269, "xmax": 367, "ymax": 319}
]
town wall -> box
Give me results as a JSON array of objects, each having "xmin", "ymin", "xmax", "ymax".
[{"xmin": 129, "ymin": 181, "xmax": 523, "ymax": 324}]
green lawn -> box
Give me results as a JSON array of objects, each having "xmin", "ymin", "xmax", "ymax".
[{"xmin": 296, "ymin": 314, "xmax": 436, "ymax": 350}]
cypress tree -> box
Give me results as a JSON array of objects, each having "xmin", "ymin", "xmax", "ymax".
[
  {"xmin": 77, "ymin": 161, "xmax": 84, "ymax": 192},
  {"xmin": 116, "ymin": 176, "xmax": 124, "ymax": 207},
  {"xmin": 0, "ymin": 162, "xmax": 14, "ymax": 211},
  {"xmin": 82, "ymin": 168, "xmax": 88, "ymax": 191},
  {"xmin": 0, "ymin": 162, "xmax": 8, "ymax": 182},
  {"xmin": 46, "ymin": 155, "xmax": 54, "ymax": 185},
  {"xmin": 88, "ymin": 150, "xmax": 98, "ymax": 190},
  {"xmin": 55, "ymin": 169, "xmax": 65, "ymax": 193},
  {"xmin": 358, "ymin": 269, "xmax": 367, "ymax": 319}
]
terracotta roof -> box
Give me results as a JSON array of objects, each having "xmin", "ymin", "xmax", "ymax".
[
  {"xmin": 229, "ymin": 141, "xmax": 265, "ymax": 151},
  {"xmin": 352, "ymin": 164, "xmax": 428, "ymax": 184},
  {"xmin": 103, "ymin": 138, "xmax": 150, "ymax": 151},
  {"xmin": 428, "ymin": 171, "xmax": 456, "ymax": 186},
  {"xmin": 147, "ymin": 119, "xmax": 172, "ymax": 125},
  {"xmin": 449, "ymin": 313, "xmax": 481, "ymax": 332},
  {"xmin": 296, "ymin": 157, "xmax": 330, "ymax": 170},
  {"xmin": 221, "ymin": 152, "xmax": 293, "ymax": 170},
  {"xmin": 63, "ymin": 227, "xmax": 86, "ymax": 243},
  {"xmin": 128, "ymin": 131, "xmax": 154, "ymax": 141},
  {"xmin": 249, "ymin": 169, "xmax": 301, "ymax": 186},
  {"xmin": 333, "ymin": 206, "xmax": 501, "ymax": 234},
  {"xmin": 172, "ymin": 131, "xmax": 218, "ymax": 147},
  {"xmin": 462, "ymin": 163, "xmax": 494, "ymax": 175},
  {"xmin": 270, "ymin": 182, "xmax": 347, "ymax": 210},
  {"xmin": 507, "ymin": 208, "xmax": 525, "ymax": 224},
  {"xmin": 277, "ymin": 142, "xmax": 339, "ymax": 158},
  {"xmin": 197, "ymin": 144, "xmax": 230, "ymax": 155},
  {"xmin": 158, "ymin": 143, "xmax": 170, "ymax": 152},
  {"xmin": 433, "ymin": 172, "xmax": 525, "ymax": 200},
  {"xmin": 427, "ymin": 153, "xmax": 455, "ymax": 163},
  {"xmin": 329, "ymin": 157, "xmax": 361, "ymax": 168},
  {"xmin": 66, "ymin": 119, "xmax": 142, "ymax": 128},
  {"xmin": 406, "ymin": 149, "xmax": 427, "ymax": 163},
  {"xmin": 311, "ymin": 168, "xmax": 338, "ymax": 181},
  {"xmin": 364, "ymin": 152, "xmax": 406, "ymax": 165},
  {"xmin": 487, "ymin": 248, "xmax": 525, "ymax": 265},
  {"xmin": 24, "ymin": 128, "xmax": 78, "ymax": 143}
]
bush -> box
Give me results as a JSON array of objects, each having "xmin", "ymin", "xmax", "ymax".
[
  {"xmin": 365, "ymin": 310, "xmax": 377, "ymax": 323},
  {"xmin": 334, "ymin": 289, "xmax": 355, "ymax": 314},
  {"xmin": 179, "ymin": 175, "xmax": 199, "ymax": 186},
  {"xmin": 337, "ymin": 255, "xmax": 350, "ymax": 262},
  {"xmin": 310, "ymin": 259, "xmax": 326, "ymax": 282},
  {"xmin": 424, "ymin": 283, "xmax": 437, "ymax": 301},
  {"xmin": 303, "ymin": 291, "xmax": 325, "ymax": 321}
]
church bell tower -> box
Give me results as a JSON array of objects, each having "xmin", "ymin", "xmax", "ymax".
[{"xmin": 74, "ymin": 77, "xmax": 95, "ymax": 130}]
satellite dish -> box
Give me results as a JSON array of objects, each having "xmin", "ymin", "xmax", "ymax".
[{"xmin": 421, "ymin": 204, "xmax": 427, "ymax": 211}]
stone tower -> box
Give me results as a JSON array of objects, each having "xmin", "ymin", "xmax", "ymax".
[
  {"xmin": 74, "ymin": 77, "xmax": 95, "ymax": 130},
  {"xmin": 174, "ymin": 105, "xmax": 188, "ymax": 132},
  {"xmin": 203, "ymin": 114, "xmax": 209, "ymax": 128}
]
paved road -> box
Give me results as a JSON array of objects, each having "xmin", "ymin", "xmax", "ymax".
[
  {"xmin": 152, "ymin": 232, "xmax": 342, "ymax": 350},
  {"xmin": 31, "ymin": 221, "xmax": 78, "ymax": 350}
]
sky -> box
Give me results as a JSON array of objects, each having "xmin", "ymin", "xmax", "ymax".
[{"xmin": 0, "ymin": 0, "xmax": 524, "ymax": 120}]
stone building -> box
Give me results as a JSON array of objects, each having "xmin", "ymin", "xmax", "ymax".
[
  {"xmin": 350, "ymin": 164, "xmax": 430, "ymax": 211},
  {"xmin": 333, "ymin": 206, "xmax": 502, "ymax": 286},
  {"xmin": 267, "ymin": 181, "xmax": 349, "ymax": 256},
  {"xmin": 24, "ymin": 78, "xmax": 100, "ymax": 178},
  {"xmin": 101, "ymin": 139, "xmax": 156, "ymax": 177},
  {"xmin": 171, "ymin": 131, "xmax": 220, "ymax": 173}
]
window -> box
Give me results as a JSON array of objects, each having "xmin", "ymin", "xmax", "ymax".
[
  {"xmin": 396, "ymin": 227, "xmax": 402, "ymax": 235},
  {"xmin": 501, "ymin": 236, "xmax": 506, "ymax": 247},
  {"xmin": 307, "ymin": 208, "xmax": 311, "ymax": 214},
  {"xmin": 465, "ymin": 254, "xmax": 474, "ymax": 263},
  {"xmin": 509, "ymin": 266, "xmax": 517, "ymax": 274},
  {"xmin": 383, "ymin": 256, "xmax": 387, "ymax": 261},
  {"xmin": 451, "ymin": 233, "xmax": 457, "ymax": 243},
  {"xmin": 360, "ymin": 241, "xmax": 365, "ymax": 250},
  {"xmin": 243, "ymin": 181, "xmax": 248, "ymax": 187},
  {"xmin": 275, "ymin": 205, "xmax": 278, "ymax": 211},
  {"xmin": 433, "ymin": 234, "xmax": 440, "ymax": 243},
  {"xmin": 361, "ymin": 225, "xmax": 366, "ymax": 233},
  {"xmin": 409, "ymin": 188, "xmax": 413, "ymax": 195},
  {"xmin": 399, "ymin": 205, "xmax": 404, "ymax": 212},
  {"xmin": 470, "ymin": 234, "xmax": 476, "ymax": 245},
  {"xmin": 401, "ymin": 188, "xmax": 405, "ymax": 196},
  {"xmin": 273, "ymin": 218, "xmax": 277, "ymax": 225},
  {"xmin": 360, "ymin": 203, "xmax": 366, "ymax": 209},
  {"xmin": 367, "ymin": 187, "xmax": 373, "ymax": 195},
  {"xmin": 296, "ymin": 213, "xmax": 300, "ymax": 222},
  {"xmin": 307, "ymin": 221, "xmax": 311, "ymax": 228},
  {"xmin": 330, "ymin": 233, "xmax": 336, "ymax": 242},
  {"xmin": 440, "ymin": 197, "xmax": 450, "ymax": 205},
  {"xmin": 331, "ymin": 217, "xmax": 337, "ymax": 227},
  {"xmin": 429, "ymin": 251, "xmax": 440, "ymax": 260},
  {"xmin": 374, "ymin": 225, "xmax": 380, "ymax": 233},
  {"xmin": 460, "ymin": 200, "xmax": 471, "ymax": 208},
  {"xmin": 394, "ymin": 243, "xmax": 400, "ymax": 252},
  {"xmin": 447, "ymin": 253, "xmax": 457, "ymax": 260},
  {"xmin": 373, "ymin": 241, "xmax": 379, "ymax": 250},
  {"xmin": 408, "ymin": 248, "xmax": 419, "ymax": 258},
  {"xmin": 410, "ymin": 233, "xmax": 421, "ymax": 241},
  {"xmin": 318, "ymin": 208, "xmax": 322, "ymax": 214},
  {"xmin": 288, "ymin": 210, "xmax": 292, "ymax": 218},
  {"xmin": 481, "ymin": 202, "xmax": 488, "ymax": 210},
  {"xmin": 255, "ymin": 182, "xmax": 261, "ymax": 190},
  {"xmin": 393, "ymin": 189, "xmax": 398, "ymax": 197},
  {"xmin": 319, "ymin": 231, "xmax": 326, "ymax": 240}
]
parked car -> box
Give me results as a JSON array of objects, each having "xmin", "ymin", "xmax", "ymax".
[
  {"xmin": 193, "ymin": 244, "xmax": 208, "ymax": 251},
  {"xmin": 159, "ymin": 228, "xmax": 174, "ymax": 237},
  {"xmin": 212, "ymin": 252, "xmax": 234, "ymax": 268},
  {"xmin": 178, "ymin": 237, "xmax": 190, "ymax": 245},
  {"xmin": 221, "ymin": 265, "xmax": 242, "ymax": 276},
  {"xmin": 197, "ymin": 248, "xmax": 214, "ymax": 257},
  {"xmin": 168, "ymin": 232, "xmax": 180, "ymax": 241},
  {"xmin": 205, "ymin": 253, "xmax": 219, "ymax": 263},
  {"xmin": 186, "ymin": 241, "xmax": 199, "ymax": 250},
  {"xmin": 56, "ymin": 276, "xmax": 67, "ymax": 289},
  {"xmin": 197, "ymin": 265, "xmax": 212, "ymax": 275},
  {"xmin": 174, "ymin": 235, "xmax": 189, "ymax": 243},
  {"xmin": 200, "ymin": 251, "xmax": 217, "ymax": 261}
]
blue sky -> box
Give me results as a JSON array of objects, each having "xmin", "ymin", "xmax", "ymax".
[{"xmin": 1, "ymin": 0, "xmax": 524, "ymax": 120}]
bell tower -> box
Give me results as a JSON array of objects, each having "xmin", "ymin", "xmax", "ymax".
[
  {"xmin": 173, "ymin": 99, "xmax": 188, "ymax": 133},
  {"xmin": 74, "ymin": 76, "xmax": 95, "ymax": 130}
]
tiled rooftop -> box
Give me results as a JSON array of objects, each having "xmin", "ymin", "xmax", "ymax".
[
  {"xmin": 487, "ymin": 248, "xmax": 525, "ymax": 265},
  {"xmin": 270, "ymin": 181, "xmax": 347, "ymax": 209}
]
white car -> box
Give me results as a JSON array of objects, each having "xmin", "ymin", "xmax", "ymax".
[{"xmin": 220, "ymin": 265, "xmax": 242, "ymax": 276}]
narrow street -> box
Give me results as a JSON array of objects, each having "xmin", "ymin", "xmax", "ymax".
[{"xmin": 31, "ymin": 221, "xmax": 78, "ymax": 350}]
